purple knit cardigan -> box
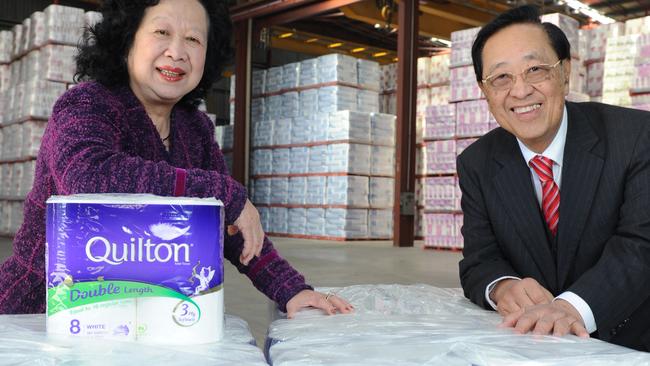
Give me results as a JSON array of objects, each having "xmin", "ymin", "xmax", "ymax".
[{"xmin": 0, "ymin": 81, "xmax": 311, "ymax": 313}]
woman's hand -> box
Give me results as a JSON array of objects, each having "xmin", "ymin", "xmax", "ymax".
[
  {"xmin": 229, "ymin": 199, "xmax": 264, "ymax": 265},
  {"xmin": 286, "ymin": 290, "xmax": 354, "ymax": 319}
]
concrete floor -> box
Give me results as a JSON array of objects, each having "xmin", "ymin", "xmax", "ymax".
[{"xmin": 0, "ymin": 235, "xmax": 462, "ymax": 349}]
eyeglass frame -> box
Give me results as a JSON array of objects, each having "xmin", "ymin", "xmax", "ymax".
[{"xmin": 481, "ymin": 59, "xmax": 564, "ymax": 91}]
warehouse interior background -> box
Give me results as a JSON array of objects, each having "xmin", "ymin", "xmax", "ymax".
[{"xmin": 1, "ymin": 0, "xmax": 650, "ymax": 347}]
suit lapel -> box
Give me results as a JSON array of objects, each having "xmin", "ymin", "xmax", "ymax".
[
  {"xmin": 556, "ymin": 102, "xmax": 605, "ymax": 289},
  {"xmin": 492, "ymin": 134, "xmax": 557, "ymax": 290}
]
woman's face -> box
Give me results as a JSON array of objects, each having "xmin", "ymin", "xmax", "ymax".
[{"xmin": 127, "ymin": 0, "xmax": 208, "ymax": 109}]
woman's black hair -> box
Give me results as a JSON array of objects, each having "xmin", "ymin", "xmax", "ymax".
[
  {"xmin": 471, "ymin": 5, "xmax": 571, "ymax": 82},
  {"xmin": 75, "ymin": 0, "xmax": 232, "ymax": 107}
]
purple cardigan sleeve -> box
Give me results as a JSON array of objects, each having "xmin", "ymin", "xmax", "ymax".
[
  {"xmin": 47, "ymin": 86, "xmax": 247, "ymax": 224},
  {"xmin": 200, "ymin": 115, "xmax": 312, "ymax": 312}
]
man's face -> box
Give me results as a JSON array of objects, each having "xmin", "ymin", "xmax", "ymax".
[{"xmin": 480, "ymin": 23, "xmax": 570, "ymax": 153}]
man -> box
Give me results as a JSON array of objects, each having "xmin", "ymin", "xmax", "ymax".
[{"xmin": 458, "ymin": 5, "xmax": 650, "ymax": 351}]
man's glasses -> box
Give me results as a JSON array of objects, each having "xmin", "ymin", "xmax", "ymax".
[{"xmin": 481, "ymin": 59, "xmax": 563, "ymax": 91}]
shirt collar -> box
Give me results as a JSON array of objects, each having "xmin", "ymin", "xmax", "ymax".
[{"xmin": 517, "ymin": 105, "xmax": 568, "ymax": 166}]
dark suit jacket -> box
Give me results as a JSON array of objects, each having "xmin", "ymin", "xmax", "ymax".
[{"xmin": 457, "ymin": 101, "xmax": 650, "ymax": 351}]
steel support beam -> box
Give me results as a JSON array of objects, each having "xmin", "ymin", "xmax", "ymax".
[
  {"xmin": 255, "ymin": 0, "xmax": 365, "ymax": 29},
  {"xmin": 232, "ymin": 19, "xmax": 252, "ymax": 186},
  {"xmin": 393, "ymin": 0, "xmax": 418, "ymax": 247}
]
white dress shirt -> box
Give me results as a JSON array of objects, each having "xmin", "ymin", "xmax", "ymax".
[{"xmin": 484, "ymin": 105, "xmax": 597, "ymax": 333}]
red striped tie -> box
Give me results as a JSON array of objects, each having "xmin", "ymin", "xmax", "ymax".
[{"xmin": 529, "ymin": 155, "xmax": 560, "ymax": 236}]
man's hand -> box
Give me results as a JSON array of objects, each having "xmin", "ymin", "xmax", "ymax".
[
  {"xmin": 229, "ymin": 199, "xmax": 264, "ymax": 265},
  {"xmin": 500, "ymin": 299, "xmax": 590, "ymax": 338},
  {"xmin": 491, "ymin": 277, "xmax": 554, "ymax": 316}
]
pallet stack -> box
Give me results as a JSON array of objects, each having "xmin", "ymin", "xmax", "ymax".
[{"xmin": 0, "ymin": 6, "xmax": 98, "ymax": 237}]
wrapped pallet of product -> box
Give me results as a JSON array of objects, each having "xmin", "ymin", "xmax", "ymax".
[
  {"xmin": 299, "ymin": 89, "xmax": 318, "ymax": 117},
  {"xmin": 270, "ymin": 207, "xmax": 288, "ymax": 234},
  {"xmin": 43, "ymin": 5, "xmax": 85, "ymax": 46},
  {"xmin": 288, "ymin": 208, "xmax": 307, "ymax": 235},
  {"xmin": 281, "ymin": 62, "xmax": 300, "ymax": 90},
  {"xmin": 299, "ymin": 58, "xmax": 318, "ymax": 87},
  {"xmin": 288, "ymin": 147, "xmax": 309, "ymax": 174},
  {"xmin": 272, "ymin": 118, "xmax": 292, "ymax": 146},
  {"xmin": 305, "ymin": 208, "xmax": 325, "ymax": 236},
  {"xmin": 325, "ymin": 176, "xmax": 369, "ymax": 207},
  {"xmin": 423, "ymin": 177, "xmax": 457, "ymax": 211},
  {"xmin": 586, "ymin": 61, "xmax": 605, "ymax": 97},
  {"xmin": 16, "ymin": 79, "xmax": 67, "ymax": 121},
  {"xmin": 269, "ymin": 177, "xmax": 289, "ymax": 205},
  {"xmin": 357, "ymin": 59, "xmax": 380, "ymax": 91},
  {"xmin": 625, "ymin": 15, "xmax": 650, "ymax": 35},
  {"xmin": 424, "ymin": 212, "xmax": 460, "ymax": 249},
  {"xmin": 370, "ymin": 146, "xmax": 395, "ymax": 176},
  {"xmin": 251, "ymin": 69, "xmax": 266, "ymax": 96},
  {"xmin": 251, "ymin": 119, "xmax": 273, "ymax": 148},
  {"xmin": 455, "ymin": 99, "xmax": 495, "ymax": 138},
  {"xmin": 317, "ymin": 54, "xmax": 357, "ymax": 84},
  {"xmin": 327, "ymin": 110, "xmax": 371, "ymax": 143},
  {"xmin": 417, "ymin": 57, "xmax": 431, "ymax": 86},
  {"xmin": 0, "ymin": 31, "xmax": 12, "ymax": 64},
  {"xmin": 0, "ymin": 64, "xmax": 10, "ymax": 92},
  {"xmin": 9, "ymin": 163, "xmax": 23, "ymax": 198},
  {"xmin": 0, "ymin": 202, "xmax": 10, "ymax": 234},
  {"xmin": 214, "ymin": 124, "xmax": 233, "ymax": 150},
  {"xmin": 40, "ymin": 45, "xmax": 78, "ymax": 83},
  {"xmin": 11, "ymin": 24, "xmax": 23, "ymax": 59},
  {"xmin": 369, "ymin": 177, "xmax": 394, "ymax": 208},
  {"xmin": 251, "ymin": 97, "xmax": 265, "ymax": 121},
  {"xmin": 429, "ymin": 84, "xmax": 450, "ymax": 106},
  {"xmin": 424, "ymin": 104, "xmax": 455, "ymax": 140},
  {"xmin": 370, "ymin": 113, "xmax": 396, "ymax": 146},
  {"xmin": 318, "ymin": 85, "xmax": 358, "ymax": 113},
  {"xmin": 455, "ymin": 138, "xmax": 478, "ymax": 156},
  {"xmin": 265, "ymin": 94, "xmax": 283, "ymax": 119},
  {"xmin": 583, "ymin": 22, "xmax": 625, "ymax": 62},
  {"xmin": 380, "ymin": 63, "xmax": 397, "ymax": 92},
  {"xmin": 540, "ymin": 13, "xmax": 580, "ymax": 59},
  {"xmin": 305, "ymin": 176, "xmax": 327, "ymax": 205},
  {"xmin": 327, "ymin": 143, "xmax": 371, "ymax": 175},
  {"xmin": 602, "ymin": 34, "xmax": 640, "ymax": 107},
  {"xmin": 357, "ymin": 89, "xmax": 380, "ymax": 114},
  {"xmin": 450, "ymin": 27, "xmax": 480, "ymax": 68},
  {"xmin": 22, "ymin": 120, "xmax": 47, "ymax": 157},
  {"xmin": 0, "ymin": 165, "xmax": 10, "ymax": 197},
  {"xmin": 290, "ymin": 117, "xmax": 311, "ymax": 144},
  {"xmin": 450, "ymin": 65, "xmax": 482, "ymax": 102},
  {"xmin": 46, "ymin": 194, "xmax": 225, "ymax": 343},
  {"xmin": 271, "ymin": 148, "xmax": 290, "ymax": 175},
  {"xmin": 368, "ymin": 209, "xmax": 393, "ymax": 239},
  {"xmin": 252, "ymin": 178, "xmax": 271, "ymax": 205},
  {"xmin": 288, "ymin": 177, "xmax": 306, "ymax": 205},
  {"xmin": 251, "ymin": 149, "xmax": 272, "ymax": 176},
  {"xmin": 324, "ymin": 208, "xmax": 368, "ymax": 238},
  {"xmin": 265, "ymin": 66, "xmax": 283, "ymax": 93},
  {"xmin": 307, "ymin": 146, "xmax": 328, "ymax": 174},
  {"xmin": 416, "ymin": 87, "xmax": 430, "ymax": 116},
  {"xmin": 258, "ymin": 207, "xmax": 270, "ymax": 233},
  {"xmin": 27, "ymin": 12, "xmax": 46, "ymax": 52},
  {"xmin": 3, "ymin": 124, "xmax": 23, "ymax": 160},
  {"xmin": 423, "ymin": 140, "xmax": 456, "ymax": 175},
  {"xmin": 429, "ymin": 53, "xmax": 450, "ymax": 85},
  {"xmin": 632, "ymin": 34, "xmax": 650, "ymax": 94},
  {"xmin": 21, "ymin": 161, "xmax": 36, "ymax": 197},
  {"xmin": 281, "ymin": 92, "xmax": 299, "ymax": 118}
]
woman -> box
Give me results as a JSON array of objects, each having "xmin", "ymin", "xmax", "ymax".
[{"xmin": 0, "ymin": 0, "xmax": 352, "ymax": 318}]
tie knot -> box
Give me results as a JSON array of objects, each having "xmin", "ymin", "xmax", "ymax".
[{"xmin": 529, "ymin": 155, "xmax": 554, "ymax": 182}]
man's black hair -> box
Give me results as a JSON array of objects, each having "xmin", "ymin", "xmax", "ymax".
[{"xmin": 471, "ymin": 5, "xmax": 571, "ymax": 82}]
